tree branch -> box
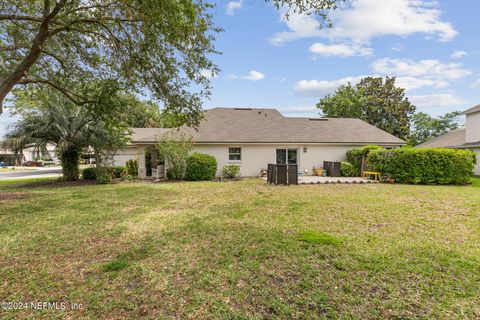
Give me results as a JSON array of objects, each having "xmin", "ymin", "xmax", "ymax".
[
  {"xmin": 18, "ymin": 78, "xmax": 92, "ymax": 106},
  {"xmin": 0, "ymin": 0, "xmax": 67, "ymax": 113},
  {"xmin": 0, "ymin": 14, "xmax": 43, "ymax": 22}
]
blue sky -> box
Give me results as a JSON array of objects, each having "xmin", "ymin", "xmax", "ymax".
[
  {"xmin": 205, "ymin": 0, "xmax": 480, "ymax": 117},
  {"xmin": 1, "ymin": 0, "xmax": 479, "ymax": 135}
]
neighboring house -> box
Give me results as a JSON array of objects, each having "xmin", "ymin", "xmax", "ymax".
[
  {"xmin": 0, "ymin": 147, "xmax": 21, "ymax": 165},
  {"xmin": 114, "ymin": 107, "xmax": 406, "ymax": 178},
  {"xmin": 22, "ymin": 143, "xmax": 59, "ymax": 163},
  {"xmin": 417, "ymin": 104, "xmax": 480, "ymax": 175}
]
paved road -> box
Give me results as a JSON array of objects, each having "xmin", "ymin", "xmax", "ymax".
[{"xmin": 0, "ymin": 167, "xmax": 62, "ymax": 180}]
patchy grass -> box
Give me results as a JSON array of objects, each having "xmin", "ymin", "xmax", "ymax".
[
  {"xmin": 1, "ymin": 178, "xmax": 480, "ymax": 319},
  {"xmin": 0, "ymin": 177, "xmax": 58, "ymax": 187},
  {"xmin": 296, "ymin": 231, "xmax": 342, "ymax": 246},
  {"xmin": 471, "ymin": 176, "xmax": 480, "ymax": 187}
]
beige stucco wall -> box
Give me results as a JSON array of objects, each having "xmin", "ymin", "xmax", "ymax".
[
  {"xmin": 113, "ymin": 146, "xmax": 139, "ymax": 166},
  {"xmin": 193, "ymin": 144, "xmax": 363, "ymax": 177},
  {"xmin": 472, "ymin": 148, "xmax": 480, "ymax": 176},
  {"xmin": 466, "ymin": 112, "xmax": 480, "ymax": 143},
  {"xmin": 114, "ymin": 143, "xmax": 400, "ymax": 178}
]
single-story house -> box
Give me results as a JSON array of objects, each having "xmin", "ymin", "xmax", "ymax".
[
  {"xmin": 417, "ymin": 104, "xmax": 480, "ymax": 175},
  {"xmin": 114, "ymin": 107, "xmax": 406, "ymax": 178}
]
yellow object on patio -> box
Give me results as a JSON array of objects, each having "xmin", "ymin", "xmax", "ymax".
[
  {"xmin": 363, "ymin": 171, "xmax": 382, "ymax": 181},
  {"xmin": 314, "ymin": 169, "xmax": 325, "ymax": 176}
]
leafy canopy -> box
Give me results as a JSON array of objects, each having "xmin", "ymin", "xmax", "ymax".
[
  {"xmin": 317, "ymin": 77, "xmax": 416, "ymax": 141},
  {"xmin": 0, "ymin": 0, "xmax": 345, "ymax": 124},
  {"xmin": 409, "ymin": 111, "xmax": 461, "ymax": 146}
]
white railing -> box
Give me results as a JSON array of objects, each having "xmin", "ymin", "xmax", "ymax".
[{"xmin": 151, "ymin": 165, "xmax": 165, "ymax": 179}]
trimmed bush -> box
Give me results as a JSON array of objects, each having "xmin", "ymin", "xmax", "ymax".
[
  {"xmin": 82, "ymin": 167, "xmax": 96, "ymax": 180},
  {"xmin": 346, "ymin": 145, "xmax": 382, "ymax": 174},
  {"xmin": 126, "ymin": 160, "xmax": 138, "ymax": 177},
  {"xmin": 340, "ymin": 162, "xmax": 358, "ymax": 177},
  {"xmin": 185, "ymin": 152, "xmax": 217, "ymax": 181},
  {"xmin": 222, "ymin": 164, "xmax": 240, "ymax": 179},
  {"xmin": 97, "ymin": 173, "xmax": 112, "ymax": 184},
  {"xmin": 112, "ymin": 166, "xmax": 126, "ymax": 178},
  {"xmin": 368, "ymin": 148, "xmax": 476, "ymax": 185}
]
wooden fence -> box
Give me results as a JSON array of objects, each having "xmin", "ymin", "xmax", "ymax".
[{"xmin": 267, "ymin": 164, "xmax": 298, "ymax": 185}]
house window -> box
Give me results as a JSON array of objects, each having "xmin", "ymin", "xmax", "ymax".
[
  {"xmin": 276, "ymin": 149, "xmax": 297, "ymax": 165},
  {"xmin": 229, "ymin": 147, "xmax": 241, "ymax": 161}
]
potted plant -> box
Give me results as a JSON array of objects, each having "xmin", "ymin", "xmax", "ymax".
[{"xmin": 384, "ymin": 173, "xmax": 395, "ymax": 184}]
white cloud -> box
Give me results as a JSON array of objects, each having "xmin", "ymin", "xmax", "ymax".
[
  {"xmin": 294, "ymin": 76, "xmax": 364, "ymax": 96},
  {"xmin": 309, "ymin": 42, "xmax": 373, "ymax": 57},
  {"xmin": 242, "ymin": 70, "xmax": 265, "ymax": 81},
  {"xmin": 451, "ymin": 50, "xmax": 467, "ymax": 59},
  {"xmin": 410, "ymin": 94, "xmax": 468, "ymax": 108},
  {"xmin": 372, "ymin": 58, "xmax": 471, "ymax": 79},
  {"xmin": 226, "ymin": 0, "xmax": 243, "ymax": 16},
  {"xmin": 471, "ymin": 79, "xmax": 480, "ymax": 89},
  {"xmin": 293, "ymin": 74, "xmax": 451, "ymax": 97},
  {"xmin": 395, "ymin": 76, "xmax": 449, "ymax": 90},
  {"xmin": 270, "ymin": 0, "xmax": 457, "ymax": 45}
]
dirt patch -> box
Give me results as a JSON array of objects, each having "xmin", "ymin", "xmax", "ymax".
[
  {"xmin": 0, "ymin": 191, "xmax": 27, "ymax": 201},
  {"xmin": 7, "ymin": 179, "xmax": 98, "ymax": 189}
]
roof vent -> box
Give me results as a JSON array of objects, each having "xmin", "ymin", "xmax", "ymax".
[
  {"xmin": 309, "ymin": 118, "xmax": 328, "ymax": 121},
  {"xmin": 234, "ymin": 108, "xmax": 252, "ymax": 111}
]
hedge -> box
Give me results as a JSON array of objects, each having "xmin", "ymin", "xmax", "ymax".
[
  {"xmin": 346, "ymin": 145, "xmax": 382, "ymax": 175},
  {"xmin": 185, "ymin": 152, "xmax": 218, "ymax": 181},
  {"xmin": 340, "ymin": 162, "xmax": 357, "ymax": 177},
  {"xmin": 82, "ymin": 167, "xmax": 96, "ymax": 180},
  {"xmin": 112, "ymin": 166, "xmax": 126, "ymax": 178},
  {"xmin": 368, "ymin": 148, "xmax": 476, "ymax": 185}
]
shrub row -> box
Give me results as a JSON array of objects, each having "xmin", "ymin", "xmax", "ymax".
[
  {"xmin": 368, "ymin": 148, "xmax": 476, "ymax": 185},
  {"xmin": 82, "ymin": 165, "xmax": 133, "ymax": 181}
]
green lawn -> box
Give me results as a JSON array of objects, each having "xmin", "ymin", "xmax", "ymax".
[{"xmin": 1, "ymin": 178, "xmax": 480, "ymax": 319}]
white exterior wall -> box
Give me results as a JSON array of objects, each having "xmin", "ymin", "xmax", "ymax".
[
  {"xmin": 113, "ymin": 143, "xmax": 400, "ymax": 178},
  {"xmin": 466, "ymin": 112, "xmax": 480, "ymax": 143},
  {"xmin": 193, "ymin": 144, "xmax": 362, "ymax": 177},
  {"xmin": 113, "ymin": 146, "xmax": 139, "ymax": 166},
  {"xmin": 473, "ymin": 148, "xmax": 480, "ymax": 176}
]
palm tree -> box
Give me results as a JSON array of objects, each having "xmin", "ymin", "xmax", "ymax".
[{"xmin": 2, "ymin": 95, "xmax": 95, "ymax": 180}]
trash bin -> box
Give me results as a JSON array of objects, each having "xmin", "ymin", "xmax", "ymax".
[{"xmin": 323, "ymin": 161, "xmax": 341, "ymax": 177}]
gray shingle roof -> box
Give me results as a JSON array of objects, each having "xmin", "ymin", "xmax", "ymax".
[
  {"xmin": 416, "ymin": 127, "xmax": 466, "ymax": 148},
  {"xmin": 462, "ymin": 104, "xmax": 480, "ymax": 115},
  {"xmin": 130, "ymin": 128, "xmax": 171, "ymax": 143},
  {"xmin": 131, "ymin": 108, "xmax": 406, "ymax": 145}
]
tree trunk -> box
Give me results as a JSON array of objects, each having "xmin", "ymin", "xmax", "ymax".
[
  {"xmin": 59, "ymin": 147, "xmax": 80, "ymax": 181},
  {"xmin": 0, "ymin": 1, "xmax": 66, "ymax": 113}
]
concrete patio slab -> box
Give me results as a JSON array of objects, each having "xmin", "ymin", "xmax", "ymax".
[{"xmin": 298, "ymin": 176, "xmax": 377, "ymax": 184}]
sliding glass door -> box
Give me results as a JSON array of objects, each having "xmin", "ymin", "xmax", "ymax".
[{"xmin": 276, "ymin": 148, "xmax": 298, "ymax": 165}]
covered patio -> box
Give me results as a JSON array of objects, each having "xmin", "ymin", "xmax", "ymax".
[{"xmin": 137, "ymin": 145, "xmax": 166, "ymax": 180}]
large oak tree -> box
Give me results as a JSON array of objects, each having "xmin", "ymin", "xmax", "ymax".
[
  {"xmin": 317, "ymin": 77, "xmax": 416, "ymax": 141},
  {"xmin": 0, "ymin": 0, "xmax": 345, "ymax": 125}
]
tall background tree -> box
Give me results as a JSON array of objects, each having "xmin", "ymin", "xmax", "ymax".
[
  {"xmin": 0, "ymin": 0, "xmax": 345, "ymax": 124},
  {"xmin": 317, "ymin": 77, "xmax": 416, "ymax": 141},
  {"xmin": 409, "ymin": 111, "xmax": 461, "ymax": 146}
]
